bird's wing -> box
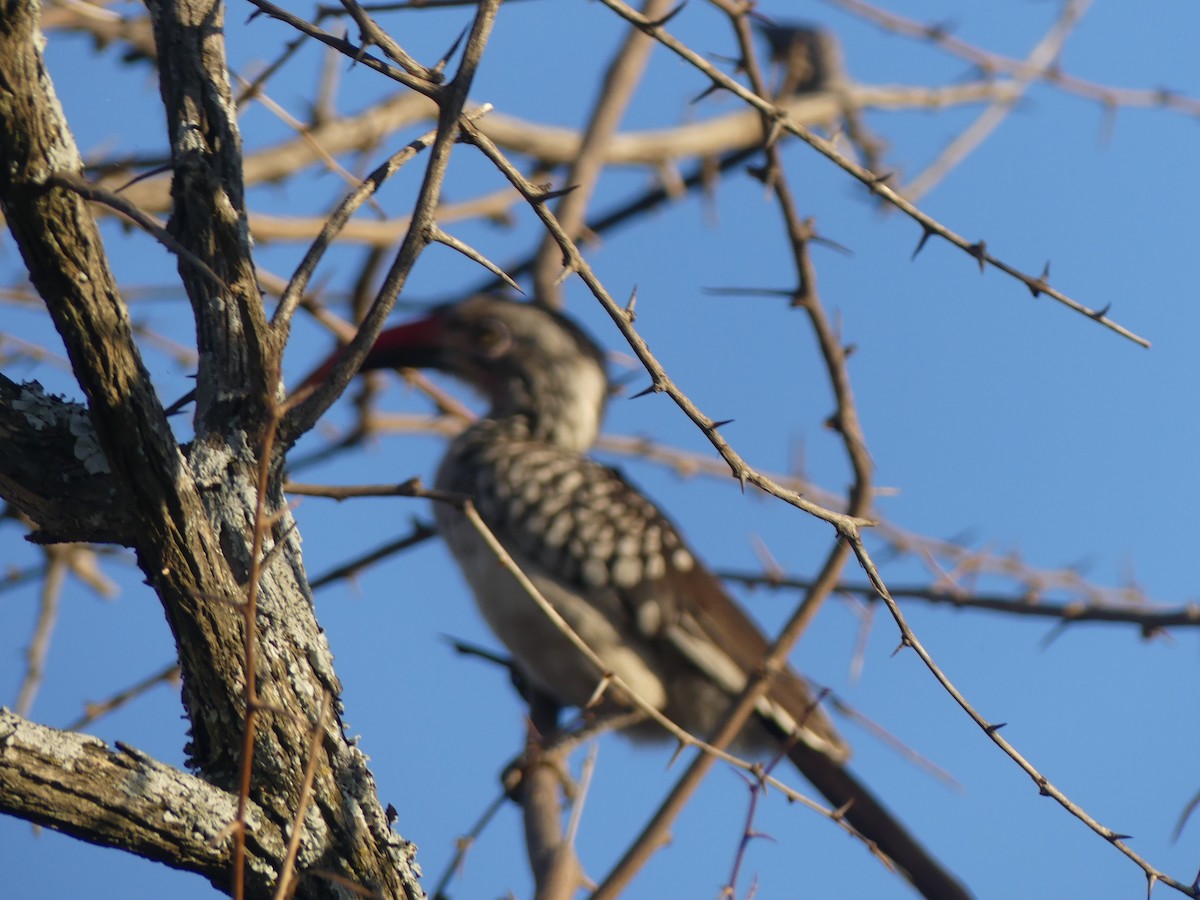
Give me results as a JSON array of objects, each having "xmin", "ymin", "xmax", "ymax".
[{"xmin": 469, "ymin": 436, "xmax": 846, "ymax": 758}]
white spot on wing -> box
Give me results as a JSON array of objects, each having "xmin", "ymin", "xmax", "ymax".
[
  {"xmin": 634, "ymin": 597, "xmax": 662, "ymax": 635},
  {"xmin": 612, "ymin": 555, "xmax": 642, "ymax": 589},
  {"xmin": 544, "ymin": 512, "xmax": 573, "ymax": 548},
  {"xmin": 582, "ymin": 558, "xmax": 609, "ymax": 588},
  {"xmin": 556, "ymin": 469, "xmax": 585, "ymax": 494}
]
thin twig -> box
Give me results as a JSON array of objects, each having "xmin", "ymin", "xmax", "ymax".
[
  {"xmin": 65, "ymin": 662, "xmax": 182, "ymax": 732},
  {"xmin": 14, "ymin": 546, "xmax": 67, "ymax": 716},
  {"xmin": 428, "ymin": 790, "xmax": 509, "ymax": 900},
  {"xmin": 900, "ymin": 0, "xmax": 1093, "ymax": 201},
  {"xmin": 721, "ymin": 569, "xmax": 1200, "ymax": 631},
  {"xmin": 288, "ymin": 479, "xmax": 874, "ymax": 834},
  {"xmin": 279, "ymin": 0, "xmax": 501, "ymax": 445},
  {"xmin": 530, "ymin": 0, "xmax": 676, "ymax": 307},
  {"xmin": 45, "ymin": 172, "xmax": 227, "ymax": 291},
  {"xmin": 846, "ymin": 535, "xmax": 1198, "ymax": 896},
  {"xmin": 273, "ymin": 691, "xmax": 331, "ymax": 900},
  {"xmin": 593, "ymin": 0, "xmax": 1149, "ymax": 347}
]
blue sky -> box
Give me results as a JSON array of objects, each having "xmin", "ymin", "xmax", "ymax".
[{"xmin": 2, "ymin": 2, "xmax": 1199, "ymax": 898}]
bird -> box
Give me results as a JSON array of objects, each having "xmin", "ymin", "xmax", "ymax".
[
  {"xmin": 303, "ymin": 295, "xmax": 970, "ymax": 900},
  {"xmin": 754, "ymin": 21, "xmax": 843, "ymax": 96}
]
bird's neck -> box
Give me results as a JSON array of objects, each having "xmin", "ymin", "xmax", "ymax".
[{"xmin": 483, "ymin": 359, "xmax": 608, "ymax": 452}]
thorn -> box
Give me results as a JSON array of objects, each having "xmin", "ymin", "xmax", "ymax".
[
  {"xmin": 646, "ymin": 1, "xmax": 687, "ymax": 28},
  {"xmin": 164, "ymin": 388, "xmax": 197, "ymax": 417},
  {"xmin": 911, "ymin": 224, "xmax": 936, "ymax": 260},
  {"xmin": 984, "ymin": 722, "xmax": 1007, "ymax": 734},
  {"xmin": 435, "ymin": 24, "xmax": 468, "ymax": 76},
  {"xmin": 736, "ymin": 469, "xmax": 747, "ymax": 493},
  {"xmin": 745, "ymin": 162, "xmax": 769, "ymax": 185},
  {"xmin": 703, "ymin": 286, "xmax": 793, "ymax": 300},
  {"xmin": 350, "ymin": 33, "xmax": 371, "ymax": 69},
  {"xmin": 533, "ymin": 183, "xmax": 579, "ymax": 205},
  {"xmin": 1139, "ymin": 623, "xmax": 1166, "ymax": 641},
  {"xmin": 114, "ymin": 162, "xmax": 174, "ymax": 194},
  {"xmin": 967, "ymin": 240, "xmax": 987, "ymax": 273},
  {"xmin": 667, "ymin": 739, "xmax": 688, "ymax": 769},
  {"xmin": 869, "ymin": 170, "xmax": 895, "ymax": 186},
  {"xmin": 925, "ymin": 20, "xmax": 954, "ymax": 41},
  {"xmin": 764, "ymin": 117, "xmax": 785, "ymax": 150},
  {"xmin": 552, "ymin": 262, "xmax": 578, "ymax": 287},
  {"xmin": 630, "ymin": 382, "xmax": 661, "ymax": 399},
  {"xmin": 843, "ymin": 342, "xmax": 857, "ymax": 358},
  {"xmin": 583, "ymin": 674, "xmax": 613, "ymax": 710},
  {"xmin": 386, "ymin": 803, "xmax": 398, "ymax": 824},
  {"xmin": 1038, "ymin": 620, "xmax": 1069, "ymax": 649},
  {"xmin": 1108, "ymin": 832, "xmax": 1133, "ymax": 842},
  {"xmin": 710, "ymin": 418, "xmax": 734, "ymax": 430},
  {"xmin": 624, "ymin": 287, "xmax": 638, "ymax": 322},
  {"xmin": 1028, "ymin": 261, "xmax": 1051, "ymax": 298},
  {"xmin": 429, "ymin": 226, "xmax": 523, "ymax": 293},
  {"xmin": 397, "ymin": 476, "xmax": 424, "ymax": 495},
  {"xmin": 690, "ymin": 81, "xmax": 723, "ymax": 105},
  {"xmin": 811, "ymin": 232, "xmax": 855, "ymax": 257},
  {"xmin": 1090, "ymin": 303, "xmax": 1112, "ymax": 320}
]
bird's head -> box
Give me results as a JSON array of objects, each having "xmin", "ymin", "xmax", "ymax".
[{"xmin": 304, "ymin": 296, "xmax": 611, "ymax": 450}]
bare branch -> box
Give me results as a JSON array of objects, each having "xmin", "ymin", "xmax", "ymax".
[
  {"xmin": 594, "ymin": 0, "xmax": 1149, "ymax": 347},
  {"xmin": 0, "ymin": 709, "xmax": 285, "ymax": 892}
]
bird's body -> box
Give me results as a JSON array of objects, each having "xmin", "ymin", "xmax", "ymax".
[
  {"xmin": 434, "ymin": 413, "xmax": 846, "ymax": 759},
  {"xmin": 308, "ymin": 295, "xmax": 969, "ymax": 899}
]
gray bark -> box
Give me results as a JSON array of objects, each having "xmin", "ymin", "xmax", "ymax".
[{"xmin": 0, "ymin": 0, "xmax": 423, "ymax": 896}]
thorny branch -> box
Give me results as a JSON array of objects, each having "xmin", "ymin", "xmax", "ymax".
[
  {"xmin": 284, "ymin": 479, "xmax": 881, "ymax": 841},
  {"xmin": 846, "ymin": 537, "xmax": 1199, "ymax": 897},
  {"xmin": 4, "ymin": 1, "xmax": 1195, "ymax": 898},
  {"xmin": 824, "ymin": 0, "xmax": 1200, "ymax": 119},
  {"xmin": 449, "ymin": 11, "xmax": 1188, "ymax": 897},
  {"xmin": 594, "ymin": 0, "xmax": 1149, "ymax": 347}
]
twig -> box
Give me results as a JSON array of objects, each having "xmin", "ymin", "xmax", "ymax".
[
  {"xmin": 900, "ymin": 0, "xmax": 1094, "ymax": 201},
  {"xmin": 45, "ymin": 172, "xmax": 228, "ymax": 292},
  {"xmin": 65, "ymin": 662, "xmax": 182, "ymax": 732},
  {"xmin": 530, "ymin": 0, "xmax": 677, "ymax": 307},
  {"xmin": 273, "ymin": 691, "xmax": 331, "ymax": 900},
  {"xmin": 428, "ymin": 790, "xmax": 509, "ymax": 900},
  {"xmin": 846, "ymin": 534, "xmax": 1198, "ymax": 897},
  {"xmin": 592, "ymin": 0, "xmax": 1149, "ymax": 347},
  {"xmin": 307, "ymin": 521, "xmax": 438, "ymax": 590},
  {"xmin": 721, "ymin": 569, "xmax": 1200, "ymax": 631},
  {"xmin": 824, "ymin": 0, "xmax": 1200, "ymax": 118},
  {"xmin": 279, "ymin": 0, "xmax": 501, "ymax": 446},
  {"xmin": 14, "ymin": 546, "xmax": 67, "ymax": 716}
]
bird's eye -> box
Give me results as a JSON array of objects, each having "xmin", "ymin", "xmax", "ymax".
[{"xmin": 475, "ymin": 318, "xmax": 512, "ymax": 359}]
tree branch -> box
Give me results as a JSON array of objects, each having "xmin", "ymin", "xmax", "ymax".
[
  {"xmin": 0, "ymin": 708, "xmax": 285, "ymax": 894},
  {"xmin": 0, "ymin": 375, "xmax": 136, "ymax": 545}
]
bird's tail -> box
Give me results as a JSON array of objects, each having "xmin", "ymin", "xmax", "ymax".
[{"xmin": 785, "ymin": 736, "xmax": 973, "ymax": 900}]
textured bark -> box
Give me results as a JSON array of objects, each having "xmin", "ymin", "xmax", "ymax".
[
  {"xmin": 0, "ymin": 1, "xmax": 422, "ymax": 897},
  {"xmin": 0, "ymin": 709, "xmax": 284, "ymax": 893},
  {"xmin": 0, "ymin": 375, "xmax": 135, "ymax": 545}
]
